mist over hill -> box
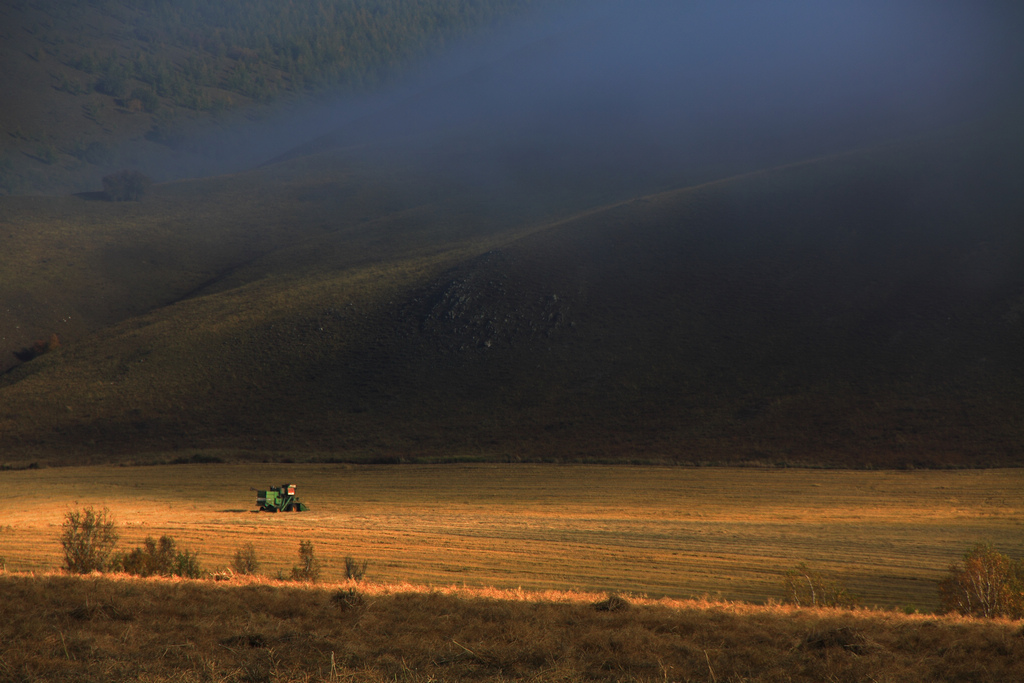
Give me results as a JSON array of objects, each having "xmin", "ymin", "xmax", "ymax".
[
  {"xmin": 278, "ymin": 0, "xmax": 1023, "ymax": 194},
  {"xmin": 0, "ymin": 0, "xmax": 560, "ymax": 194},
  {"xmin": 1, "ymin": 1, "xmax": 1023, "ymax": 466}
]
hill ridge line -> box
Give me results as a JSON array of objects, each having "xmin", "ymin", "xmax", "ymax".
[{"xmin": 499, "ymin": 139, "xmax": 911, "ymax": 248}]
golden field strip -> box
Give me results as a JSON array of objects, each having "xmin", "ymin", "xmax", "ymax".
[{"xmin": 1, "ymin": 464, "xmax": 1021, "ymax": 611}]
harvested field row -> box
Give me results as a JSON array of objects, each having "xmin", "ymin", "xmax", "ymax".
[{"xmin": 1, "ymin": 464, "xmax": 1021, "ymax": 610}]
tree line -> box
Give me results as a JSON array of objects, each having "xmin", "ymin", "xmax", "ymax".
[{"xmin": 36, "ymin": 0, "xmax": 555, "ymax": 109}]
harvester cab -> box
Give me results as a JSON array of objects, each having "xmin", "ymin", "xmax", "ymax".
[{"xmin": 254, "ymin": 483, "xmax": 308, "ymax": 512}]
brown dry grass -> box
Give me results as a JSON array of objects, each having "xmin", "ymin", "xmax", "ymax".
[
  {"xmin": 1, "ymin": 464, "xmax": 1020, "ymax": 612},
  {"xmin": 2, "ymin": 571, "xmax": 1023, "ymax": 682}
]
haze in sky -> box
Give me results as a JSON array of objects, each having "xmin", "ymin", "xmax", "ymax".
[{"xmin": 168, "ymin": 0, "xmax": 1023, "ymax": 196}]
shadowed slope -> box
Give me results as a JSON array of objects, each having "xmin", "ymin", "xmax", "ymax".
[{"xmin": 1, "ymin": 126, "xmax": 1022, "ymax": 466}]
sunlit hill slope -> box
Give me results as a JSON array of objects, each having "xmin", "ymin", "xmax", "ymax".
[{"xmin": 1, "ymin": 125, "xmax": 1022, "ymax": 467}]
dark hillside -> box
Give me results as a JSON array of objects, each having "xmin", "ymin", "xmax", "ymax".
[
  {"xmin": 349, "ymin": 133, "xmax": 1024, "ymax": 467},
  {"xmin": 1, "ymin": 125, "xmax": 1021, "ymax": 467}
]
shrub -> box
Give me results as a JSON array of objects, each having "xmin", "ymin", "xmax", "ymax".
[
  {"xmin": 113, "ymin": 535, "xmax": 204, "ymax": 578},
  {"xmin": 801, "ymin": 626, "xmax": 873, "ymax": 655},
  {"xmin": 344, "ymin": 556, "xmax": 368, "ymax": 582},
  {"xmin": 60, "ymin": 507, "xmax": 119, "ymax": 574},
  {"xmin": 782, "ymin": 563, "xmax": 859, "ymax": 608},
  {"xmin": 102, "ymin": 169, "xmax": 152, "ymax": 201},
  {"xmin": 114, "ymin": 536, "xmax": 174, "ymax": 576},
  {"xmin": 939, "ymin": 543, "xmax": 1024, "ymax": 618},
  {"xmin": 174, "ymin": 548, "xmax": 204, "ymax": 579},
  {"xmin": 331, "ymin": 587, "xmax": 365, "ymax": 612},
  {"xmin": 95, "ymin": 73, "xmax": 128, "ymax": 98},
  {"xmin": 130, "ymin": 87, "xmax": 160, "ymax": 113},
  {"xmin": 79, "ymin": 140, "xmax": 112, "ymax": 166},
  {"xmin": 593, "ymin": 593, "xmax": 631, "ymax": 612},
  {"xmin": 231, "ymin": 543, "xmax": 260, "ymax": 575},
  {"xmin": 13, "ymin": 333, "xmax": 60, "ymax": 362},
  {"xmin": 290, "ymin": 540, "xmax": 321, "ymax": 582}
]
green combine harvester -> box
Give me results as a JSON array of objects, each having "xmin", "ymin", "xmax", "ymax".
[{"xmin": 254, "ymin": 483, "xmax": 308, "ymax": 512}]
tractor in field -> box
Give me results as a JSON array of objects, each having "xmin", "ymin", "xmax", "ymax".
[{"xmin": 254, "ymin": 483, "xmax": 308, "ymax": 512}]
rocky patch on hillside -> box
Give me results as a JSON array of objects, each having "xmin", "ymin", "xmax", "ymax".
[{"xmin": 403, "ymin": 250, "xmax": 573, "ymax": 355}]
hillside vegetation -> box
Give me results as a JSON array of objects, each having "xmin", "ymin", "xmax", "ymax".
[
  {"xmin": 0, "ymin": 0, "xmax": 558, "ymax": 194},
  {"xmin": 1, "ymin": 120, "xmax": 1022, "ymax": 467}
]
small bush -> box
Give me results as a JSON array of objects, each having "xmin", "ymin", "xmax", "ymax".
[
  {"xmin": 231, "ymin": 543, "xmax": 260, "ymax": 575},
  {"xmin": 782, "ymin": 563, "xmax": 859, "ymax": 608},
  {"xmin": 60, "ymin": 507, "xmax": 119, "ymax": 574},
  {"xmin": 290, "ymin": 540, "xmax": 321, "ymax": 583},
  {"xmin": 78, "ymin": 140, "xmax": 112, "ymax": 166},
  {"xmin": 130, "ymin": 87, "xmax": 160, "ymax": 113},
  {"xmin": 331, "ymin": 588, "xmax": 366, "ymax": 612},
  {"xmin": 113, "ymin": 535, "xmax": 204, "ymax": 578},
  {"xmin": 801, "ymin": 626, "xmax": 874, "ymax": 655},
  {"xmin": 95, "ymin": 73, "xmax": 128, "ymax": 98},
  {"xmin": 593, "ymin": 593, "xmax": 631, "ymax": 612},
  {"xmin": 174, "ymin": 548, "xmax": 204, "ymax": 578},
  {"xmin": 102, "ymin": 169, "xmax": 152, "ymax": 201},
  {"xmin": 939, "ymin": 543, "xmax": 1023, "ymax": 618},
  {"xmin": 344, "ymin": 556, "xmax": 368, "ymax": 582},
  {"xmin": 13, "ymin": 333, "xmax": 60, "ymax": 362}
]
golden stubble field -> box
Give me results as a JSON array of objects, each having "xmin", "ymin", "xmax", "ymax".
[{"xmin": 1, "ymin": 463, "xmax": 1021, "ymax": 611}]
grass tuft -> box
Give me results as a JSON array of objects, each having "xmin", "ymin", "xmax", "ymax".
[
  {"xmin": 593, "ymin": 593, "xmax": 631, "ymax": 612},
  {"xmin": 331, "ymin": 587, "xmax": 366, "ymax": 612}
]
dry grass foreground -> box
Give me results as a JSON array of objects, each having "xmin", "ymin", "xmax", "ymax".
[
  {"xmin": 1, "ymin": 464, "xmax": 1021, "ymax": 612},
  {"xmin": 2, "ymin": 572, "xmax": 1023, "ymax": 682}
]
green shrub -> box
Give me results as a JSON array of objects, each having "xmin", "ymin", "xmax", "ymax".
[
  {"xmin": 130, "ymin": 86, "xmax": 160, "ymax": 113},
  {"xmin": 231, "ymin": 542, "xmax": 260, "ymax": 575},
  {"xmin": 290, "ymin": 540, "xmax": 321, "ymax": 582},
  {"xmin": 94, "ymin": 73, "xmax": 128, "ymax": 98},
  {"xmin": 60, "ymin": 507, "xmax": 119, "ymax": 574},
  {"xmin": 174, "ymin": 548, "xmax": 204, "ymax": 578},
  {"xmin": 113, "ymin": 535, "xmax": 204, "ymax": 578}
]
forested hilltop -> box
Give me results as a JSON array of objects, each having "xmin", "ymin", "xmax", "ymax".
[{"xmin": 0, "ymin": 0, "xmax": 559, "ymax": 194}]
